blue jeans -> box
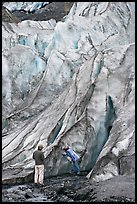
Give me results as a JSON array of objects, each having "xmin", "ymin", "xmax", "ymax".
[{"xmin": 71, "ymin": 160, "xmax": 80, "ymax": 173}]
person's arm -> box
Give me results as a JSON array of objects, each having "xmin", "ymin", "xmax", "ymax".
[
  {"xmin": 41, "ymin": 152, "xmax": 44, "ymax": 161},
  {"xmin": 62, "ymin": 152, "xmax": 67, "ymax": 157},
  {"xmin": 62, "ymin": 151, "xmax": 72, "ymax": 161},
  {"xmin": 62, "ymin": 151, "xmax": 70, "ymax": 157},
  {"xmin": 33, "ymin": 152, "xmax": 35, "ymax": 159}
]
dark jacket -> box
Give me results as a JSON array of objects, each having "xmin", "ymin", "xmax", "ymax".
[{"xmin": 33, "ymin": 149, "xmax": 44, "ymax": 165}]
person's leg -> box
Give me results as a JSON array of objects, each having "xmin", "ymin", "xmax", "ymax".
[
  {"xmin": 38, "ymin": 165, "xmax": 44, "ymax": 184},
  {"xmin": 74, "ymin": 160, "xmax": 80, "ymax": 174},
  {"xmin": 71, "ymin": 161, "xmax": 75, "ymax": 174},
  {"xmin": 34, "ymin": 165, "xmax": 39, "ymax": 184}
]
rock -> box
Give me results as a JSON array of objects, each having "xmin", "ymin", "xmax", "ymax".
[
  {"xmin": 2, "ymin": 5, "xmax": 20, "ymax": 23},
  {"xmin": 9, "ymin": 2, "xmax": 74, "ymax": 22}
]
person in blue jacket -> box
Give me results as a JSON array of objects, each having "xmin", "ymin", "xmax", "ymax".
[{"xmin": 63, "ymin": 146, "xmax": 80, "ymax": 175}]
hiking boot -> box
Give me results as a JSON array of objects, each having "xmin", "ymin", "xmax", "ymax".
[
  {"xmin": 76, "ymin": 171, "xmax": 80, "ymax": 175},
  {"xmin": 39, "ymin": 183, "xmax": 44, "ymax": 186},
  {"xmin": 70, "ymin": 171, "xmax": 75, "ymax": 175}
]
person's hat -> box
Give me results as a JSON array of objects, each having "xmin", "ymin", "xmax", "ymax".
[
  {"xmin": 63, "ymin": 146, "xmax": 69, "ymax": 151},
  {"xmin": 38, "ymin": 144, "xmax": 43, "ymax": 150}
]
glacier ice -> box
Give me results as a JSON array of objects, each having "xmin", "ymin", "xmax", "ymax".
[{"xmin": 3, "ymin": 2, "xmax": 49, "ymax": 13}]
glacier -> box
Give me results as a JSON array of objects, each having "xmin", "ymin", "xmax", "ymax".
[
  {"xmin": 2, "ymin": 2, "xmax": 135, "ymax": 184},
  {"xmin": 3, "ymin": 2, "xmax": 49, "ymax": 13}
]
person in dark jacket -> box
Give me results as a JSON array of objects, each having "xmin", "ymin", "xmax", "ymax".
[
  {"xmin": 63, "ymin": 146, "xmax": 80, "ymax": 175},
  {"xmin": 33, "ymin": 144, "xmax": 44, "ymax": 185}
]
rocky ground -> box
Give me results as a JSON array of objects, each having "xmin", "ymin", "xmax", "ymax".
[{"xmin": 2, "ymin": 172, "xmax": 135, "ymax": 202}]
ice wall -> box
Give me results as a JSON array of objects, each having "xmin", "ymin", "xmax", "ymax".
[
  {"xmin": 3, "ymin": 2, "xmax": 49, "ymax": 13},
  {"xmin": 2, "ymin": 2, "xmax": 135, "ymax": 183}
]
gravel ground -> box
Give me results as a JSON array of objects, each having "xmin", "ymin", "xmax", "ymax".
[{"xmin": 2, "ymin": 173, "xmax": 135, "ymax": 202}]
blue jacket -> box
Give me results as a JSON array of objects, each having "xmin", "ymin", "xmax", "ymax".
[{"xmin": 65, "ymin": 148, "xmax": 79, "ymax": 161}]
